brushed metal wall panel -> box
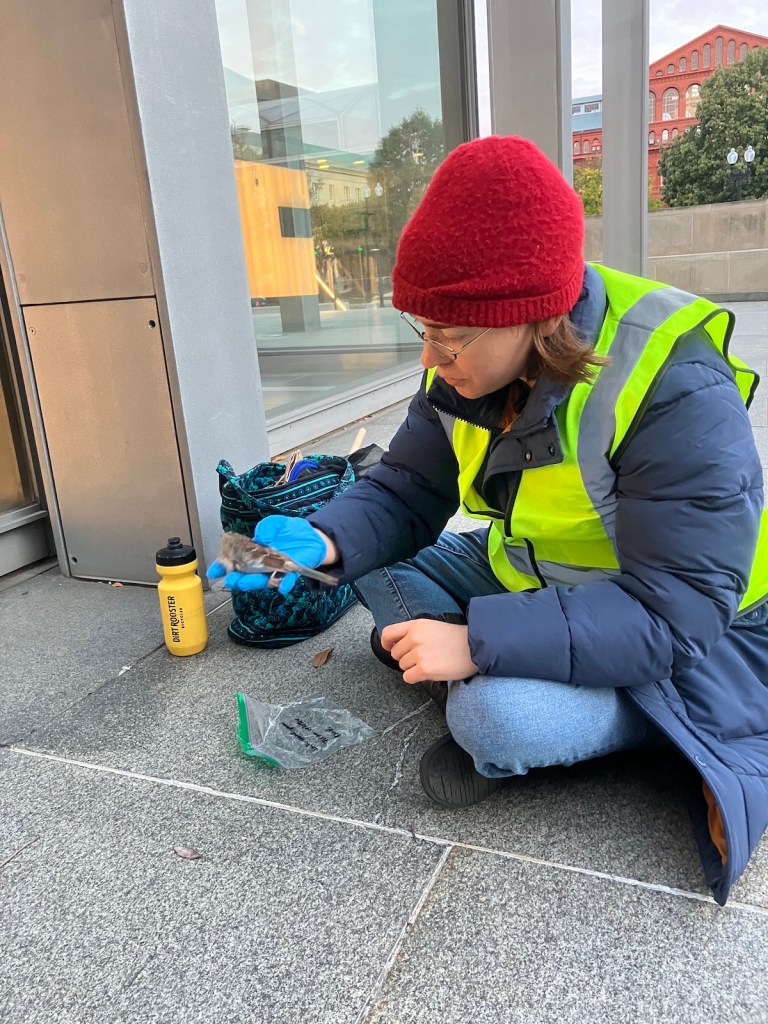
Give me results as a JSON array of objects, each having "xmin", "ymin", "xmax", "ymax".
[
  {"xmin": 24, "ymin": 299, "xmax": 190, "ymax": 583},
  {"xmin": 0, "ymin": 0, "xmax": 153, "ymax": 304}
]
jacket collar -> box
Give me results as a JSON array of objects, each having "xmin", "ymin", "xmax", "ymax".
[{"xmin": 426, "ymin": 264, "xmax": 606, "ymax": 434}]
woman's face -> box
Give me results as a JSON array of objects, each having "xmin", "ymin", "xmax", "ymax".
[{"xmin": 416, "ymin": 317, "xmax": 538, "ymax": 399}]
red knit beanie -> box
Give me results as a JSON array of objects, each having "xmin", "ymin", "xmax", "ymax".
[{"xmin": 392, "ymin": 135, "xmax": 585, "ymax": 327}]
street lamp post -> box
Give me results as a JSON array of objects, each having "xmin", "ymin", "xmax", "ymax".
[
  {"xmin": 726, "ymin": 145, "xmax": 756, "ymax": 202},
  {"xmin": 369, "ymin": 248, "xmax": 384, "ymax": 307}
]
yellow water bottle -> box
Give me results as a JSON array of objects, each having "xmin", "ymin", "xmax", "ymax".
[{"xmin": 156, "ymin": 537, "xmax": 208, "ymax": 656}]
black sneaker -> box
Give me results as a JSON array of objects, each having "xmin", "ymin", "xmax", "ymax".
[
  {"xmin": 419, "ymin": 734, "xmax": 504, "ymax": 807},
  {"xmin": 369, "ymin": 628, "xmax": 448, "ymax": 709},
  {"xmin": 370, "ymin": 626, "xmax": 400, "ymax": 672}
]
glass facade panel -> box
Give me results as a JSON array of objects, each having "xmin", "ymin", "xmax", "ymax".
[
  {"xmin": 648, "ymin": 0, "xmax": 768, "ymax": 340},
  {"xmin": 571, "ymin": 0, "xmax": 602, "ymax": 262},
  {"xmin": 0, "ymin": 294, "xmax": 35, "ymax": 516},
  {"xmin": 214, "ymin": 0, "xmax": 453, "ymax": 420}
]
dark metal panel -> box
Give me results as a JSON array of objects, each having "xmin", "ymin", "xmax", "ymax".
[
  {"xmin": 0, "ymin": 0, "xmax": 153, "ymax": 304},
  {"xmin": 24, "ymin": 298, "xmax": 190, "ymax": 584}
]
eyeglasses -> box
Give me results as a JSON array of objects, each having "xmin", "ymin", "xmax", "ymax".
[{"xmin": 399, "ymin": 311, "xmax": 492, "ymax": 361}]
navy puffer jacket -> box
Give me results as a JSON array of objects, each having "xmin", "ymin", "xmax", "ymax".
[{"xmin": 309, "ymin": 266, "xmax": 768, "ymax": 905}]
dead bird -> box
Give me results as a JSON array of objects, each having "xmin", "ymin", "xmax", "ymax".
[{"xmin": 214, "ymin": 531, "xmax": 338, "ymax": 588}]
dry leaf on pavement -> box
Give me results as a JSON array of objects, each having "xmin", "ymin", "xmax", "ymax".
[
  {"xmin": 173, "ymin": 847, "xmax": 201, "ymax": 860},
  {"xmin": 311, "ymin": 648, "xmax": 334, "ymax": 668}
]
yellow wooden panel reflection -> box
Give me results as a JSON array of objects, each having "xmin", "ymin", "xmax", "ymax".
[{"xmin": 234, "ymin": 161, "xmax": 316, "ymax": 299}]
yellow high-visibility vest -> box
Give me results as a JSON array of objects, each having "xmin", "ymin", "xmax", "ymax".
[{"xmin": 427, "ymin": 264, "xmax": 768, "ymax": 613}]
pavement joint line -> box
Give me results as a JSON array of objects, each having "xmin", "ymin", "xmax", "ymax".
[
  {"xmin": 353, "ymin": 844, "xmax": 453, "ymax": 1024},
  {"xmin": 8, "ymin": 745, "xmax": 768, "ymax": 918}
]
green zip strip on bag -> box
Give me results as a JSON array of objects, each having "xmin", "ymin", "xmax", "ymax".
[{"xmin": 236, "ymin": 692, "xmax": 374, "ymax": 769}]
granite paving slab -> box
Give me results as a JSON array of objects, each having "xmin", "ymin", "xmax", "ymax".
[
  {"xmin": 0, "ymin": 568, "xmax": 229, "ymax": 744},
  {"xmin": 17, "ymin": 595, "xmax": 767, "ymax": 909},
  {"xmin": 0, "ymin": 748, "xmax": 444, "ymax": 1024},
  {"xmin": 369, "ymin": 848, "xmax": 768, "ymax": 1024}
]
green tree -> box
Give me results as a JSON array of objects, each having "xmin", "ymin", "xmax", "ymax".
[
  {"xmin": 368, "ymin": 109, "xmax": 445, "ymax": 250},
  {"xmin": 573, "ymin": 159, "xmax": 603, "ymax": 215},
  {"xmin": 572, "ymin": 159, "xmax": 663, "ymax": 214},
  {"xmin": 659, "ymin": 46, "xmax": 768, "ymax": 206}
]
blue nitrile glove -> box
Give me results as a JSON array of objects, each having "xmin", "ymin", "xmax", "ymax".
[{"xmin": 206, "ymin": 516, "xmax": 327, "ymax": 596}]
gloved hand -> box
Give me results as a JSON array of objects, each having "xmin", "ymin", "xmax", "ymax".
[{"xmin": 206, "ymin": 515, "xmax": 328, "ymax": 596}]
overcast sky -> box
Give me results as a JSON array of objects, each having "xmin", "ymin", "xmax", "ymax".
[{"xmin": 571, "ymin": 0, "xmax": 768, "ymax": 96}]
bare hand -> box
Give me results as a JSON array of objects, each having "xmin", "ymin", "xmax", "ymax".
[{"xmin": 380, "ymin": 619, "xmax": 479, "ymax": 685}]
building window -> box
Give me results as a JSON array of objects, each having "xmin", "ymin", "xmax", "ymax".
[
  {"xmin": 356, "ymin": 187, "xmax": 361, "ymax": 201},
  {"xmin": 672, "ymin": 128, "xmax": 679, "ymax": 140},
  {"xmin": 679, "ymin": 56, "xmax": 687, "ymax": 72},
  {"xmin": 703, "ymin": 43, "xmax": 711, "ymax": 67},
  {"xmin": 648, "ymin": 92, "xmax": 656, "ymax": 122},
  {"xmin": 691, "ymin": 49, "xmax": 699, "ymax": 70},
  {"xmin": 655, "ymin": 69, "xmax": 663, "ymax": 77},
  {"xmin": 649, "ymin": 130, "xmax": 656, "ymax": 144},
  {"xmin": 328, "ymin": 184, "xmax": 335, "ymax": 203},
  {"xmin": 278, "ymin": 206, "xmax": 312, "ymax": 238},
  {"xmin": 582, "ymin": 140, "xmax": 590, "ymax": 153},
  {"xmin": 572, "ymin": 104, "xmax": 582, "ymax": 114},
  {"xmin": 727, "ymin": 40, "xmax": 736, "ymax": 64},
  {"xmin": 662, "ymin": 129, "xmax": 669, "ymax": 143},
  {"xmin": 667, "ymin": 63, "xmax": 675, "ymax": 74},
  {"xmin": 740, "ymin": 43, "xmax": 748, "ymax": 60},
  {"xmin": 584, "ymin": 101, "xmax": 600, "ymax": 112},
  {"xmin": 573, "ymin": 140, "xmax": 580, "ymax": 155},
  {"xmin": 685, "ymin": 84, "xmax": 701, "ymax": 118},
  {"xmin": 344, "ymin": 186, "xmax": 350, "ymax": 202},
  {"xmin": 715, "ymin": 36, "xmax": 723, "ymax": 66},
  {"xmin": 662, "ymin": 88, "xmax": 679, "ymax": 120},
  {"xmin": 591, "ymin": 141, "xmax": 600, "ymax": 152}
]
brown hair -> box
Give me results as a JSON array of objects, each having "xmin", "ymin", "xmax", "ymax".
[{"xmin": 528, "ymin": 314, "xmax": 608, "ymax": 386}]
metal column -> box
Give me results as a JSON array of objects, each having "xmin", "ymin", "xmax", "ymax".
[
  {"xmin": 484, "ymin": 0, "xmax": 572, "ymax": 179},
  {"xmin": 602, "ymin": 0, "xmax": 650, "ymax": 274}
]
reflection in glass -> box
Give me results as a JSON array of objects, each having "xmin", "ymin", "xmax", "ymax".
[
  {"xmin": 685, "ymin": 84, "xmax": 701, "ymax": 118},
  {"xmin": 214, "ymin": 0, "xmax": 449, "ymax": 419},
  {"xmin": 0, "ymin": 322, "xmax": 35, "ymax": 515}
]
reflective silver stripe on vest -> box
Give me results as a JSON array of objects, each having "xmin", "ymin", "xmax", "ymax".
[
  {"xmin": 503, "ymin": 543, "xmax": 621, "ymax": 587},
  {"xmin": 577, "ymin": 286, "xmax": 696, "ymax": 554},
  {"xmin": 435, "ymin": 408, "xmax": 455, "ymax": 438}
]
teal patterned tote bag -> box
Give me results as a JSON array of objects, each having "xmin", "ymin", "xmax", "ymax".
[{"xmin": 216, "ymin": 454, "xmax": 360, "ymax": 648}]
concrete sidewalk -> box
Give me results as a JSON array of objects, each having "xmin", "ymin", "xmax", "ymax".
[{"xmin": 3, "ymin": 304, "xmax": 768, "ymax": 1023}]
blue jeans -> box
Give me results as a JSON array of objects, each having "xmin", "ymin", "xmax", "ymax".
[{"xmin": 354, "ymin": 529, "xmax": 665, "ymax": 778}]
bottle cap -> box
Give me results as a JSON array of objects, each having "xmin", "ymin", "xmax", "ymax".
[{"xmin": 156, "ymin": 536, "xmax": 197, "ymax": 566}]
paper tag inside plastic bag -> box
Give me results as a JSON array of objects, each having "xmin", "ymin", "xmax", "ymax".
[{"xmin": 236, "ymin": 692, "xmax": 374, "ymax": 769}]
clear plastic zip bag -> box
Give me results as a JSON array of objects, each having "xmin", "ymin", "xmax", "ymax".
[{"xmin": 236, "ymin": 692, "xmax": 375, "ymax": 768}]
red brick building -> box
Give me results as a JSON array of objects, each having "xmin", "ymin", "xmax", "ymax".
[{"xmin": 572, "ymin": 25, "xmax": 768, "ymax": 200}]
